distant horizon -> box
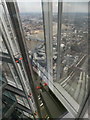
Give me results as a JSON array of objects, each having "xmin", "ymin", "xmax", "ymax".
[{"xmin": 20, "ymin": 12, "xmax": 88, "ymax": 14}]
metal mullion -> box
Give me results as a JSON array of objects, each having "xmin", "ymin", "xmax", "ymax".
[
  {"xmin": 56, "ymin": 1, "xmax": 63, "ymax": 82},
  {"xmin": 42, "ymin": 1, "xmax": 53, "ymax": 90}
]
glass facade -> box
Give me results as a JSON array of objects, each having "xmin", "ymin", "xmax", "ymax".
[{"xmin": 0, "ymin": 0, "xmax": 89, "ymax": 119}]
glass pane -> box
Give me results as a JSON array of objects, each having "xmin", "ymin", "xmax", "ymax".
[
  {"xmin": 18, "ymin": 1, "xmax": 46, "ymax": 76},
  {"xmin": 62, "ymin": 2, "xmax": 88, "ymax": 104},
  {"xmin": 54, "ymin": 2, "xmax": 88, "ymax": 112}
]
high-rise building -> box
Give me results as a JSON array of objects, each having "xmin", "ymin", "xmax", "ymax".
[{"xmin": 0, "ymin": 0, "xmax": 89, "ymax": 119}]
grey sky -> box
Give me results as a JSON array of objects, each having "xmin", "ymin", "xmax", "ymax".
[{"xmin": 17, "ymin": 1, "xmax": 88, "ymax": 13}]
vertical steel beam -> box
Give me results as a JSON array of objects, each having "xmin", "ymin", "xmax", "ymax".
[
  {"xmin": 5, "ymin": 1, "xmax": 42, "ymax": 118},
  {"xmin": 56, "ymin": 1, "xmax": 63, "ymax": 82},
  {"xmin": 42, "ymin": 1, "xmax": 53, "ymax": 90}
]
